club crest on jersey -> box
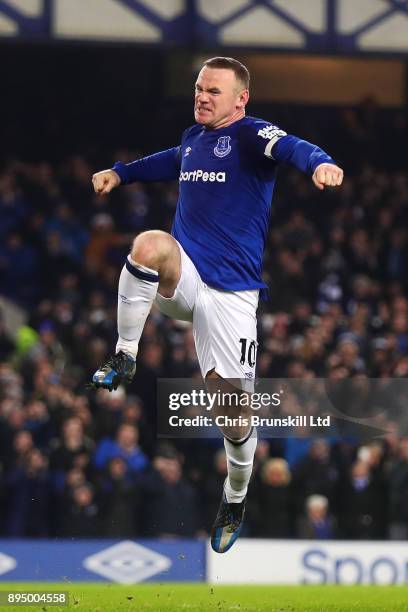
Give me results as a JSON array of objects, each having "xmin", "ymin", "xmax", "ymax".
[{"xmin": 214, "ymin": 136, "xmax": 231, "ymax": 158}]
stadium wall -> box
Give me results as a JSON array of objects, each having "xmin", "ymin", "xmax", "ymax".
[
  {"xmin": 1, "ymin": 0, "xmax": 408, "ymax": 54},
  {"xmin": 0, "ymin": 540, "xmax": 407, "ymax": 585}
]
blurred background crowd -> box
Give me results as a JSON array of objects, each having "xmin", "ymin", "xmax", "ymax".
[{"xmin": 1, "ymin": 69, "xmax": 408, "ymax": 541}]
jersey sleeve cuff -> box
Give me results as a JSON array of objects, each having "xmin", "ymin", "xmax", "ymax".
[
  {"xmin": 112, "ymin": 161, "xmax": 130, "ymax": 185},
  {"xmin": 310, "ymin": 153, "xmax": 335, "ymax": 174}
]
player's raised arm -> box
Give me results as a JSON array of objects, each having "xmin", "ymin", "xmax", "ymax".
[
  {"xmin": 92, "ymin": 146, "xmax": 182, "ymax": 194},
  {"xmin": 271, "ymin": 134, "xmax": 344, "ymax": 190},
  {"xmin": 250, "ymin": 121, "xmax": 344, "ymax": 191}
]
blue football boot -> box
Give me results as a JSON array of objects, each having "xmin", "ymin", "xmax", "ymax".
[
  {"xmin": 91, "ymin": 351, "xmax": 136, "ymax": 392},
  {"xmin": 210, "ymin": 492, "xmax": 246, "ymax": 553}
]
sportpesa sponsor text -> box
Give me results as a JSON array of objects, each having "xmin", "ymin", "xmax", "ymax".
[{"xmin": 179, "ymin": 170, "xmax": 226, "ymax": 183}]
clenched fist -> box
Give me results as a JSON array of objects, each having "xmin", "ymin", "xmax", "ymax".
[
  {"xmin": 92, "ymin": 169, "xmax": 121, "ymax": 194},
  {"xmin": 312, "ymin": 163, "xmax": 344, "ymax": 190}
]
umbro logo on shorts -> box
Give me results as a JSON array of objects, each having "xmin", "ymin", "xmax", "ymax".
[{"xmin": 179, "ymin": 170, "xmax": 226, "ymax": 183}]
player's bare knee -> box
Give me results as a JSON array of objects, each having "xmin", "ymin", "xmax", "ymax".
[{"xmin": 131, "ymin": 230, "xmax": 173, "ymax": 270}]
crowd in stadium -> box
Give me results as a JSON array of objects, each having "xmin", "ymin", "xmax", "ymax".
[{"xmin": 0, "ymin": 99, "xmax": 407, "ymax": 540}]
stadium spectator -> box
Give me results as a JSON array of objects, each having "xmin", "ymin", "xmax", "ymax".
[
  {"xmin": 61, "ymin": 482, "xmax": 100, "ymax": 538},
  {"xmin": 203, "ymin": 449, "xmax": 229, "ymax": 532},
  {"xmin": 93, "ymin": 423, "xmax": 148, "ymax": 476},
  {"xmin": 23, "ymin": 399, "xmax": 53, "ymax": 449},
  {"xmin": 254, "ymin": 458, "xmax": 293, "ymax": 538},
  {"xmin": 140, "ymin": 446, "xmax": 199, "ymax": 537},
  {"xmin": 387, "ymin": 438, "xmax": 408, "ymax": 540},
  {"xmin": 0, "ymin": 233, "xmax": 39, "ymax": 305},
  {"xmin": 0, "ymin": 314, "xmax": 15, "ymax": 362},
  {"xmin": 49, "ymin": 416, "xmax": 95, "ymax": 474},
  {"xmin": 296, "ymin": 494, "xmax": 336, "ymax": 539},
  {"xmin": 9, "ymin": 430, "xmax": 34, "ymax": 470},
  {"xmin": 98, "ymin": 456, "xmax": 137, "ymax": 537},
  {"xmin": 5, "ymin": 448, "xmax": 51, "ymax": 537},
  {"xmin": 338, "ymin": 459, "xmax": 386, "ymax": 539},
  {"xmin": 291, "ymin": 439, "xmax": 339, "ymax": 515}
]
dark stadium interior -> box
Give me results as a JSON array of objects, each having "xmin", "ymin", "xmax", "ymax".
[{"xmin": 1, "ymin": 41, "xmax": 408, "ymax": 541}]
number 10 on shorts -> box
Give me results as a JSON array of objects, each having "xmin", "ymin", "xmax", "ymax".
[{"xmin": 239, "ymin": 338, "xmax": 257, "ymax": 367}]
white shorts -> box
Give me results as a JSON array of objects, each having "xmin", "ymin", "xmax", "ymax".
[{"xmin": 155, "ymin": 243, "xmax": 259, "ymax": 383}]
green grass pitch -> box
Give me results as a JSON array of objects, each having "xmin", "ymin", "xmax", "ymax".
[{"xmin": 0, "ymin": 583, "xmax": 408, "ymax": 611}]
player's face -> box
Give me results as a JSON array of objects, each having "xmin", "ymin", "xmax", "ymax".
[{"xmin": 194, "ymin": 67, "xmax": 248, "ymax": 129}]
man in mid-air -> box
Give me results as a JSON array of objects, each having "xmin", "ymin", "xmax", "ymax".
[{"xmin": 91, "ymin": 57, "xmax": 343, "ymax": 553}]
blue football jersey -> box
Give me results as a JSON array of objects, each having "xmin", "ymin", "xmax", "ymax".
[{"xmin": 113, "ymin": 116, "xmax": 334, "ymax": 296}]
